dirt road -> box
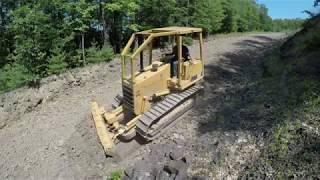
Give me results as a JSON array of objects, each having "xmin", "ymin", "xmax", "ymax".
[{"xmin": 0, "ymin": 33, "xmax": 285, "ymax": 179}]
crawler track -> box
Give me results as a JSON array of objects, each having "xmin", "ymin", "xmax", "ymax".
[{"xmin": 136, "ymin": 85, "xmax": 203, "ymax": 141}]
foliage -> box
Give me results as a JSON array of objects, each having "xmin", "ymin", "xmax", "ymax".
[
  {"xmin": 243, "ymin": 38, "xmax": 320, "ymax": 178},
  {"xmin": 66, "ymin": 0, "xmax": 97, "ymax": 33},
  {"xmin": 0, "ymin": 27, "xmax": 12, "ymax": 68},
  {"xmin": 0, "ymin": 0, "xmax": 306, "ymax": 93},
  {"xmin": 104, "ymin": 0, "xmax": 139, "ymax": 52},
  {"xmin": 10, "ymin": 5, "xmax": 55, "ymax": 80},
  {"xmin": 87, "ymin": 46, "xmax": 114, "ymax": 64},
  {"xmin": 137, "ymin": 0, "xmax": 177, "ymax": 29},
  {"xmin": 221, "ymin": 0, "xmax": 238, "ymax": 33},
  {"xmin": 191, "ymin": 0, "xmax": 212, "ymax": 33},
  {"xmin": 108, "ymin": 171, "xmax": 123, "ymax": 180},
  {"xmin": 182, "ymin": 37, "xmax": 193, "ymax": 46},
  {"xmin": 0, "ymin": 63, "xmax": 33, "ymax": 93},
  {"xmin": 271, "ymin": 19, "xmax": 304, "ymax": 32},
  {"xmin": 209, "ymin": 0, "xmax": 225, "ymax": 33},
  {"xmin": 304, "ymin": 29, "xmax": 320, "ymax": 51},
  {"xmin": 47, "ymin": 47, "xmax": 68, "ymax": 75}
]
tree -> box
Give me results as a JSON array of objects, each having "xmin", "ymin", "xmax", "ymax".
[
  {"xmin": 104, "ymin": 0, "xmax": 139, "ymax": 52},
  {"xmin": 221, "ymin": 0, "xmax": 238, "ymax": 32},
  {"xmin": 236, "ymin": 0, "xmax": 250, "ymax": 32},
  {"xmin": 259, "ymin": 4, "xmax": 272, "ymax": 31},
  {"xmin": 191, "ymin": 0, "xmax": 212, "ymax": 33},
  {"xmin": 0, "ymin": 0, "xmax": 17, "ymax": 68},
  {"xmin": 209, "ymin": 0, "xmax": 225, "ymax": 33},
  {"xmin": 271, "ymin": 19, "xmax": 304, "ymax": 32},
  {"xmin": 47, "ymin": 47, "xmax": 68, "ymax": 75},
  {"xmin": 10, "ymin": 5, "xmax": 58, "ymax": 80},
  {"xmin": 137, "ymin": 0, "xmax": 177, "ymax": 29},
  {"xmin": 97, "ymin": 0, "xmax": 111, "ymax": 48},
  {"xmin": 64, "ymin": 0, "xmax": 97, "ymax": 65},
  {"xmin": 0, "ymin": 63, "xmax": 33, "ymax": 92}
]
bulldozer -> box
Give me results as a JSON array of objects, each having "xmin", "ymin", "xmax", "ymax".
[{"xmin": 91, "ymin": 27, "xmax": 205, "ymax": 158}]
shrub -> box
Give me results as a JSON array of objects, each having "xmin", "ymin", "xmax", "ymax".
[
  {"xmin": 108, "ymin": 171, "xmax": 123, "ymax": 180},
  {"xmin": 47, "ymin": 48, "xmax": 68, "ymax": 75},
  {"xmin": 0, "ymin": 63, "xmax": 33, "ymax": 93},
  {"xmin": 305, "ymin": 29, "xmax": 320, "ymax": 51},
  {"xmin": 87, "ymin": 47, "xmax": 114, "ymax": 64}
]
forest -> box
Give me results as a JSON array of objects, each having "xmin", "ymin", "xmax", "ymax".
[
  {"xmin": 0, "ymin": 1, "xmax": 320, "ymax": 179},
  {"xmin": 0, "ymin": 0, "xmax": 304, "ymax": 92}
]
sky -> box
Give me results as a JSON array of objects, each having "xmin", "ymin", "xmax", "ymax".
[{"xmin": 257, "ymin": 0, "xmax": 317, "ymax": 19}]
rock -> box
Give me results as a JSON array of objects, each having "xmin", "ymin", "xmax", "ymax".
[
  {"xmin": 173, "ymin": 133, "xmax": 179, "ymax": 139},
  {"xmin": 57, "ymin": 140, "xmax": 64, "ymax": 147},
  {"xmin": 29, "ymin": 96, "xmax": 44, "ymax": 110},
  {"xmin": 237, "ymin": 136, "xmax": 248, "ymax": 144},
  {"xmin": 65, "ymin": 73, "xmax": 76, "ymax": 84},
  {"xmin": 168, "ymin": 150, "xmax": 185, "ymax": 161},
  {"xmin": 78, "ymin": 70, "xmax": 91, "ymax": 82},
  {"xmin": 161, "ymin": 159, "xmax": 188, "ymax": 180},
  {"xmin": 214, "ymin": 87, "xmax": 226, "ymax": 94},
  {"xmin": 0, "ymin": 111, "xmax": 9, "ymax": 129}
]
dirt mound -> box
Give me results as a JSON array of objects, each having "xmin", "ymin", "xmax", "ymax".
[{"xmin": 0, "ymin": 60, "xmax": 120, "ymax": 129}]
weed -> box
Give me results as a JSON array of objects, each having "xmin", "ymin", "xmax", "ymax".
[{"xmin": 107, "ymin": 171, "xmax": 123, "ymax": 180}]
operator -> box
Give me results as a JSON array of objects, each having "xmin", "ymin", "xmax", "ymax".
[{"xmin": 167, "ymin": 44, "xmax": 190, "ymax": 77}]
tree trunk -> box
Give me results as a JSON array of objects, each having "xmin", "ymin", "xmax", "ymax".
[
  {"xmin": 113, "ymin": 12, "xmax": 122, "ymax": 53},
  {"xmin": 82, "ymin": 33, "xmax": 86, "ymax": 65},
  {"xmin": 101, "ymin": 6, "xmax": 110, "ymax": 48}
]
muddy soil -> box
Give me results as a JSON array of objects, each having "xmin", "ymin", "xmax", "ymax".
[{"xmin": 0, "ymin": 33, "xmax": 285, "ymax": 179}]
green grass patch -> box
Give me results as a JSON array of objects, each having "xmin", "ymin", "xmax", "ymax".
[{"xmin": 107, "ymin": 171, "xmax": 123, "ymax": 180}]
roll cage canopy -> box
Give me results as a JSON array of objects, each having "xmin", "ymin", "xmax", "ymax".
[
  {"xmin": 135, "ymin": 26, "xmax": 203, "ymax": 36},
  {"xmin": 121, "ymin": 27, "xmax": 203, "ymax": 84}
]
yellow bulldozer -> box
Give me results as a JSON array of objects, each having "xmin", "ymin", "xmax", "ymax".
[{"xmin": 91, "ymin": 27, "xmax": 205, "ymax": 158}]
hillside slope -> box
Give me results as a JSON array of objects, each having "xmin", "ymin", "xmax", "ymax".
[{"xmin": 241, "ymin": 16, "xmax": 320, "ymax": 178}]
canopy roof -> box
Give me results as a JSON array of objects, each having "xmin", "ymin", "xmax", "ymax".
[{"xmin": 136, "ymin": 26, "xmax": 202, "ymax": 36}]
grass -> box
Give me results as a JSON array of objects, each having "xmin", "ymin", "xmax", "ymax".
[
  {"xmin": 212, "ymin": 30, "xmax": 294, "ymax": 39},
  {"xmin": 107, "ymin": 171, "xmax": 123, "ymax": 180},
  {"xmin": 242, "ymin": 44, "xmax": 320, "ymax": 178}
]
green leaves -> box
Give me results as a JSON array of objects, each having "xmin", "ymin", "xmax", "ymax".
[
  {"xmin": 47, "ymin": 47, "xmax": 68, "ymax": 75},
  {"xmin": 104, "ymin": 0, "xmax": 139, "ymax": 13},
  {"xmin": 10, "ymin": 5, "xmax": 54, "ymax": 78},
  {"xmin": 271, "ymin": 19, "xmax": 304, "ymax": 32},
  {"xmin": 0, "ymin": 63, "xmax": 33, "ymax": 92},
  {"xmin": 87, "ymin": 46, "xmax": 114, "ymax": 64},
  {"xmin": 137, "ymin": 0, "xmax": 178, "ymax": 28},
  {"xmin": 64, "ymin": 0, "xmax": 97, "ymax": 33}
]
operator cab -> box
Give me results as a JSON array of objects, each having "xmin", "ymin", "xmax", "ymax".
[{"xmin": 121, "ymin": 27, "xmax": 204, "ymax": 93}]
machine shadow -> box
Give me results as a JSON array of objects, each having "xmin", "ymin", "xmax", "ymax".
[{"xmin": 193, "ymin": 35, "xmax": 282, "ymax": 136}]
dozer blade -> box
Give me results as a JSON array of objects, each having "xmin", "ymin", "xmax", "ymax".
[
  {"xmin": 91, "ymin": 102, "xmax": 145, "ymax": 159},
  {"xmin": 91, "ymin": 102, "xmax": 118, "ymax": 156}
]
